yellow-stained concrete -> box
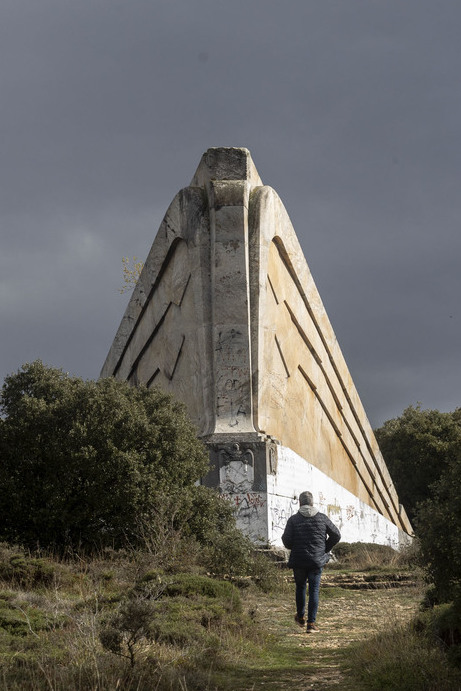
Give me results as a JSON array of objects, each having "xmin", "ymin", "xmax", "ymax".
[{"xmin": 252, "ymin": 191, "xmax": 407, "ymax": 528}]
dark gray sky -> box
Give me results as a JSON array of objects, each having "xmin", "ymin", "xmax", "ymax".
[{"xmin": 1, "ymin": 0, "xmax": 460, "ymax": 428}]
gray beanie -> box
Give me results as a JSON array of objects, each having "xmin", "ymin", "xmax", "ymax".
[{"xmin": 299, "ymin": 491, "xmax": 314, "ymax": 506}]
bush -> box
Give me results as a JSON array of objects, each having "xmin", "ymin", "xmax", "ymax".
[
  {"xmin": 375, "ymin": 405, "xmax": 461, "ymax": 523},
  {"xmin": 375, "ymin": 405, "xmax": 461, "ymax": 612},
  {"xmin": 0, "ymin": 361, "xmax": 212, "ymax": 551},
  {"xmin": 0, "ymin": 553, "xmax": 56, "ymax": 589},
  {"xmin": 416, "ymin": 454, "xmax": 461, "ymax": 605},
  {"xmin": 100, "ymin": 596, "xmax": 157, "ymax": 667},
  {"xmin": 100, "ymin": 571, "xmax": 245, "ymax": 669}
]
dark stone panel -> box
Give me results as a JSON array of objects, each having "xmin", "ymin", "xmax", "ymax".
[{"xmin": 202, "ymin": 439, "xmax": 278, "ymax": 492}]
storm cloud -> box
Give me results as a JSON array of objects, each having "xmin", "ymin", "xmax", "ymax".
[{"xmin": 1, "ymin": 0, "xmax": 460, "ymax": 427}]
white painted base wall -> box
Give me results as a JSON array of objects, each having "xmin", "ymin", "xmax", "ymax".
[{"xmin": 227, "ymin": 445, "xmax": 410, "ymax": 549}]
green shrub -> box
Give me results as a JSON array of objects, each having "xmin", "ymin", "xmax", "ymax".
[
  {"xmin": 0, "ymin": 554, "xmax": 56, "ymax": 588},
  {"xmin": 100, "ymin": 573, "xmax": 244, "ymax": 670},
  {"xmin": 100, "ymin": 596, "xmax": 157, "ymax": 667},
  {"xmin": 375, "ymin": 405, "xmax": 461, "ymax": 607},
  {"xmin": 149, "ymin": 600, "xmax": 221, "ymax": 648},
  {"xmin": 374, "ymin": 405, "xmax": 461, "ymax": 523},
  {"xmin": 0, "ymin": 362, "xmax": 210, "ymax": 551},
  {"xmin": 416, "ymin": 453, "xmax": 461, "ymax": 605},
  {"xmin": 199, "ymin": 526, "xmax": 253, "ymax": 577},
  {"xmin": 160, "ymin": 573, "xmax": 240, "ymax": 606}
]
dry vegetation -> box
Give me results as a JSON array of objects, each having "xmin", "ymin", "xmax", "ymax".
[
  {"xmin": 0, "ymin": 541, "xmax": 277, "ymax": 690},
  {"xmin": 0, "ymin": 542, "xmax": 460, "ymax": 690}
]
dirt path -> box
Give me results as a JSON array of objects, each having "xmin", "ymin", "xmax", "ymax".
[{"xmin": 236, "ymin": 581, "xmax": 422, "ymax": 691}]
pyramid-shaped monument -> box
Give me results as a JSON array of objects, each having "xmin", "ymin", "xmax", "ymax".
[{"xmin": 102, "ymin": 147, "xmax": 412, "ymax": 547}]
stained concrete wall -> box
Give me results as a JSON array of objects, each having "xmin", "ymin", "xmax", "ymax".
[
  {"xmin": 206, "ymin": 439, "xmax": 410, "ymax": 548},
  {"xmin": 101, "ymin": 147, "xmax": 413, "ymax": 545},
  {"xmin": 269, "ymin": 446, "xmax": 409, "ymax": 548}
]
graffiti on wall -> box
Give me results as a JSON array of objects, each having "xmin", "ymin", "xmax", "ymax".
[
  {"xmin": 215, "ymin": 329, "xmax": 250, "ymax": 428},
  {"xmin": 222, "ymin": 491, "xmax": 267, "ymax": 514},
  {"xmin": 269, "ymin": 495, "xmax": 298, "ymax": 536},
  {"xmin": 345, "ymin": 504, "xmax": 356, "ymax": 521},
  {"xmin": 221, "ymin": 491, "xmax": 267, "ymax": 538},
  {"xmin": 217, "ymin": 443, "xmax": 267, "ymax": 539}
]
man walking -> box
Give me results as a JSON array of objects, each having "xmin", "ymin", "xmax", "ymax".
[{"xmin": 282, "ymin": 491, "xmax": 341, "ymax": 633}]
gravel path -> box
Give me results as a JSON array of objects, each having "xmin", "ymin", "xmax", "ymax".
[{"xmin": 239, "ymin": 580, "xmax": 421, "ymax": 691}]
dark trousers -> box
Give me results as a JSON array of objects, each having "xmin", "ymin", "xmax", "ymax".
[{"xmin": 293, "ymin": 567, "xmax": 322, "ymax": 623}]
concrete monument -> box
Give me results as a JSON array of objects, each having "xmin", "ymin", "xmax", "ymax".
[{"xmin": 101, "ymin": 147, "xmax": 412, "ymax": 547}]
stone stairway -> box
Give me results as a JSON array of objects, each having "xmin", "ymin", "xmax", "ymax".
[{"xmin": 321, "ymin": 571, "xmax": 418, "ymax": 589}]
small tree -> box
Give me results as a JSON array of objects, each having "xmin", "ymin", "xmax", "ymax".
[
  {"xmin": 375, "ymin": 405, "xmax": 461, "ymax": 522},
  {"xmin": 120, "ymin": 256, "xmax": 144, "ymax": 293},
  {"xmin": 416, "ymin": 454, "xmax": 461, "ymax": 604},
  {"xmin": 100, "ymin": 595, "xmax": 159, "ymax": 667},
  {"xmin": 0, "ymin": 361, "xmax": 210, "ymax": 550},
  {"xmin": 375, "ymin": 405, "xmax": 461, "ymax": 606}
]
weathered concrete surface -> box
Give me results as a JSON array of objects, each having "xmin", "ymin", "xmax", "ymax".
[{"xmin": 101, "ymin": 147, "xmax": 413, "ymax": 546}]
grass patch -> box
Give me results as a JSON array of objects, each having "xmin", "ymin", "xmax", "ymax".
[
  {"xmin": 0, "ymin": 599, "xmax": 55, "ymax": 636},
  {"xmin": 320, "ymin": 585, "xmax": 347, "ymax": 599},
  {"xmin": 0, "ymin": 542, "xmax": 278, "ymax": 690},
  {"xmin": 347, "ymin": 621, "xmax": 461, "ymax": 691},
  {"xmin": 330, "ymin": 541, "xmax": 418, "ymax": 573},
  {"xmin": 415, "ymin": 600, "xmax": 461, "ymax": 668}
]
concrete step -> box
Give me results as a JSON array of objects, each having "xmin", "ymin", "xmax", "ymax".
[{"xmin": 321, "ymin": 572, "xmax": 418, "ymax": 590}]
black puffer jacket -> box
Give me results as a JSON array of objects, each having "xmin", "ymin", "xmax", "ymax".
[{"xmin": 282, "ymin": 508, "xmax": 341, "ymax": 570}]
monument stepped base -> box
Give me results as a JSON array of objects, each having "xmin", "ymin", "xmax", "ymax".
[{"xmin": 204, "ymin": 436, "xmax": 410, "ymax": 549}]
